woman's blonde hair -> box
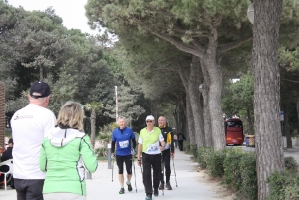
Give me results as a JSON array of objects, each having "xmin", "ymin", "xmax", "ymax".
[{"xmin": 56, "ymin": 102, "xmax": 84, "ymax": 131}]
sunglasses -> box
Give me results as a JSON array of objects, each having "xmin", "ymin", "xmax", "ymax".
[{"xmin": 146, "ymin": 120, "xmax": 153, "ymax": 123}]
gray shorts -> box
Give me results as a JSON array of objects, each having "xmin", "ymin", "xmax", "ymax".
[
  {"xmin": 14, "ymin": 179, "xmax": 44, "ymax": 200},
  {"xmin": 43, "ymin": 193, "xmax": 86, "ymax": 200}
]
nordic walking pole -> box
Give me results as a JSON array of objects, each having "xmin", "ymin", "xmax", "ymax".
[
  {"xmin": 111, "ymin": 156, "xmax": 114, "ymax": 182},
  {"xmin": 132, "ymin": 157, "xmax": 137, "ymax": 193},
  {"xmin": 161, "ymin": 154, "xmax": 165, "ymax": 196},
  {"xmin": 172, "ymin": 157, "xmax": 178, "ymax": 187}
]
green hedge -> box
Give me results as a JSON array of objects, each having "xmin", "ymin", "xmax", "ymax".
[
  {"xmin": 206, "ymin": 149, "xmax": 227, "ymax": 178},
  {"xmin": 184, "ymin": 141, "xmax": 190, "ymax": 152},
  {"xmin": 239, "ymin": 151, "xmax": 258, "ymax": 200},
  {"xmin": 223, "ymin": 148, "xmax": 243, "ymax": 191},
  {"xmin": 190, "ymin": 144, "xmax": 198, "ymax": 158},
  {"xmin": 267, "ymin": 172, "xmax": 299, "ymax": 200},
  {"xmin": 196, "ymin": 147, "xmax": 298, "ymax": 200},
  {"xmin": 197, "ymin": 147, "xmax": 214, "ymax": 169},
  {"xmin": 266, "ymin": 157, "xmax": 299, "ymax": 200}
]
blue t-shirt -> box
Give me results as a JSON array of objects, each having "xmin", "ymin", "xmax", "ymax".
[{"xmin": 112, "ymin": 127, "xmax": 135, "ymax": 156}]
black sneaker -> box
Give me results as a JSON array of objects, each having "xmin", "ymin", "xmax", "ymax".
[
  {"xmin": 165, "ymin": 182, "xmax": 172, "ymax": 190},
  {"xmin": 119, "ymin": 188, "xmax": 125, "ymax": 194},
  {"xmin": 158, "ymin": 183, "xmax": 164, "ymax": 190},
  {"xmin": 127, "ymin": 182, "xmax": 133, "ymax": 192},
  {"xmin": 154, "ymin": 189, "xmax": 159, "ymax": 197},
  {"xmin": 145, "ymin": 193, "xmax": 152, "ymax": 200}
]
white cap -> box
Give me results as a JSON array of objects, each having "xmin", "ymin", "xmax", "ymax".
[{"xmin": 146, "ymin": 115, "xmax": 155, "ymax": 121}]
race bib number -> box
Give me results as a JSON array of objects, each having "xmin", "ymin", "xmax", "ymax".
[
  {"xmin": 119, "ymin": 140, "xmax": 129, "ymax": 148},
  {"xmin": 147, "ymin": 144, "xmax": 159, "ymax": 152}
]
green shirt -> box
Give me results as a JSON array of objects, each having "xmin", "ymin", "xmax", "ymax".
[{"xmin": 139, "ymin": 127, "xmax": 163, "ymax": 154}]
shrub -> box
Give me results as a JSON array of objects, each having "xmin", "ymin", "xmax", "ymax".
[
  {"xmin": 239, "ymin": 151, "xmax": 257, "ymax": 200},
  {"xmin": 266, "ymin": 158, "xmax": 299, "ymax": 200},
  {"xmin": 95, "ymin": 146, "xmax": 108, "ymax": 157},
  {"xmin": 97, "ymin": 123, "xmax": 114, "ymax": 142},
  {"xmin": 190, "ymin": 144, "xmax": 198, "ymax": 158},
  {"xmin": 197, "ymin": 147, "xmax": 214, "ymax": 169},
  {"xmin": 223, "ymin": 148, "xmax": 243, "ymax": 191},
  {"xmin": 285, "ymin": 156, "xmax": 298, "ymax": 173},
  {"xmin": 267, "ymin": 171, "xmax": 299, "ymax": 200},
  {"xmin": 206, "ymin": 149, "xmax": 227, "ymax": 178},
  {"xmin": 184, "ymin": 141, "xmax": 190, "ymax": 152}
]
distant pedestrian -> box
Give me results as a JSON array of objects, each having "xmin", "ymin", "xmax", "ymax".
[
  {"xmin": 177, "ymin": 132, "xmax": 186, "ymax": 151},
  {"xmin": 40, "ymin": 101, "xmax": 98, "ymax": 200},
  {"xmin": 11, "ymin": 81, "xmax": 56, "ymax": 200},
  {"xmin": 173, "ymin": 133, "xmax": 178, "ymax": 148},
  {"xmin": 137, "ymin": 115, "xmax": 166, "ymax": 200},
  {"xmin": 111, "ymin": 116, "xmax": 137, "ymax": 194}
]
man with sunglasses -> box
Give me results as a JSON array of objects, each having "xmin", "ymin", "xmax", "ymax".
[{"xmin": 137, "ymin": 115, "xmax": 165, "ymax": 200}]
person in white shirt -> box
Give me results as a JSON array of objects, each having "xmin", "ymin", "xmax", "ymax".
[{"xmin": 11, "ymin": 81, "xmax": 56, "ymax": 200}]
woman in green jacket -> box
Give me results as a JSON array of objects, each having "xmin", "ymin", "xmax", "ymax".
[{"xmin": 40, "ymin": 102, "xmax": 98, "ymax": 200}]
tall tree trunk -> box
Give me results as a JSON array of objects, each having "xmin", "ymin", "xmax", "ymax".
[
  {"xmin": 247, "ymin": 109, "xmax": 254, "ymax": 135},
  {"xmin": 178, "ymin": 64, "xmax": 195, "ymax": 143},
  {"xmin": 181, "ymin": 106, "xmax": 187, "ymax": 139},
  {"xmin": 173, "ymin": 97, "xmax": 186, "ymax": 135},
  {"xmin": 203, "ymin": 29, "xmax": 226, "ymax": 151},
  {"xmin": 40, "ymin": 66, "xmax": 44, "ymax": 81},
  {"xmin": 186, "ymin": 93, "xmax": 195, "ymax": 144},
  {"xmin": 283, "ymin": 104, "xmax": 292, "ymax": 148},
  {"xmin": 188, "ymin": 56, "xmax": 205, "ymax": 147},
  {"xmin": 179, "ymin": 97, "xmax": 187, "ymax": 139},
  {"xmin": 200, "ymin": 59, "xmax": 213, "ymax": 147},
  {"xmin": 173, "ymin": 106, "xmax": 179, "ymax": 133},
  {"xmin": 253, "ymin": 1, "xmax": 284, "ymax": 199},
  {"xmin": 90, "ymin": 109, "xmax": 96, "ymax": 149}
]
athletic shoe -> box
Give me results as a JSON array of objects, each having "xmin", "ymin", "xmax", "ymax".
[
  {"xmin": 158, "ymin": 183, "xmax": 164, "ymax": 190},
  {"xmin": 165, "ymin": 182, "xmax": 172, "ymax": 190},
  {"xmin": 119, "ymin": 188, "xmax": 125, "ymax": 194},
  {"xmin": 145, "ymin": 193, "xmax": 152, "ymax": 200},
  {"xmin": 127, "ymin": 182, "xmax": 133, "ymax": 192},
  {"xmin": 154, "ymin": 189, "xmax": 159, "ymax": 196}
]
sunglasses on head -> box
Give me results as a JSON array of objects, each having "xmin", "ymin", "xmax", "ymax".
[{"xmin": 146, "ymin": 120, "xmax": 153, "ymax": 123}]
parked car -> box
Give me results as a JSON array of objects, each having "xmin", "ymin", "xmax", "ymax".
[{"xmin": 225, "ymin": 118, "xmax": 244, "ymax": 145}]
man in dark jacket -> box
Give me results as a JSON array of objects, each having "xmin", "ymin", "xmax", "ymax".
[
  {"xmin": 177, "ymin": 132, "xmax": 186, "ymax": 151},
  {"xmin": 0, "ymin": 138, "xmax": 14, "ymax": 188},
  {"xmin": 158, "ymin": 116, "xmax": 174, "ymax": 190}
]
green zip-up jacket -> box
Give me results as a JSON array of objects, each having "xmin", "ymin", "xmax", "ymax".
[{"xmin": 39, "ymin": 127, "xmax": 98, "ymax": 196}]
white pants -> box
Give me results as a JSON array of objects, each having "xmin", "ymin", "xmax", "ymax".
[{"xmin": 43, "ymin": 193, "xmax": 86, "ymax": 200}]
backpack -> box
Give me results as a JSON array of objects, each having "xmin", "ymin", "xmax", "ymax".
[{"xmin": 178, "ymin": 134, "xmax": 183, "ymax": 141}]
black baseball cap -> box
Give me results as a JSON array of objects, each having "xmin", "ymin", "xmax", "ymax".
[
  {"xmin": 8, "ymin": 138, "xmax": 13, "ymax": 144},
  {"xmin": 30, "ymin": 81, "xmax": 51, "ymax": 99}
]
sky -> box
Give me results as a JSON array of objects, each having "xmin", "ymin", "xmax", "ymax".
[{"xmin": 7, "ymin": 0, "xmax": 98, "ymax": 35}]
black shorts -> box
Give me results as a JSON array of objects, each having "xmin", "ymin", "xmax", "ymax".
[{"xmin": 116, "ymin": 154, "xmax": 132, "ymax": 175}]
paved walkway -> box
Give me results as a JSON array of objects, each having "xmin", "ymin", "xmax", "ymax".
[
  {"xmin": 0, "ymin": 150, "xmax": 231, "ymax": 200},
  {"xmin": 86, "ymin": 149, "xmax": 231, "ymax": 200},
  {"xmin": 2, "ymin": 145, "xmax": 299, "ymax": 200}
]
